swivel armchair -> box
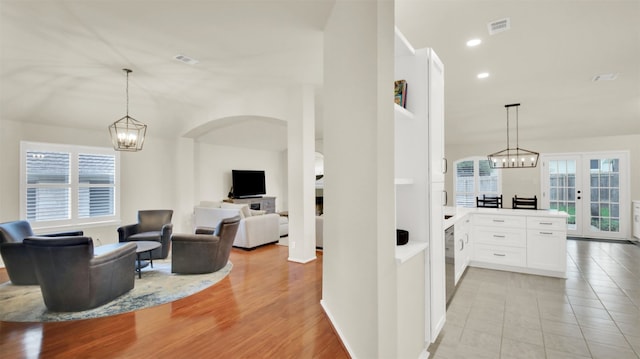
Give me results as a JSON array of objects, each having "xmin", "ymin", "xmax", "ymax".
[
  {"xmin": 118, "ymin": 210, "xmax": 173, "ymax": 259},
  {"xmin": 171, "ymin": 216, "xmax": 240, "ymax": 274},
  {"xmin": 24, "ymin": 236, "xmax": 137, "ymax": 312},
  {"xmin": 0, "ymin": 220, "xmax": 83, "ymax": 285}
]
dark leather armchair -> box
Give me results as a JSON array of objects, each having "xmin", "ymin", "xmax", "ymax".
[
  {"xmin": 171, "ymin": 216, "xmax": 240, "ymax": 274},
  {"xmin": 23, "ymin": 236, "xmax": 137, "ymax": 312},
  {"xmin": 0, "ymin": 220, "xmax": 83, "ymax": 285},
  {"xmin": 118, "ymin": 210, "xmax": 173, "ymax": 259}
]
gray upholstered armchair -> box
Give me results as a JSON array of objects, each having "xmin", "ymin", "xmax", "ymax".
[
  {"xmin": 171, "ymin": 216, "xmax": 240, "ymax": 274},
  {"xmin": 23, "ymin": 236, "xmax": 137, "ymax": 312},
  {"xmin": 118, "ymin": 210, "xmax": 173, "ymax": 259},
  {"xmin": 0, "ymin": 220, "xmax": 83, "ymax": 285}
]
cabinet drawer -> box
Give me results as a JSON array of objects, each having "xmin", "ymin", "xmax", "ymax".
[
  {"xmin": 474, "ymin": 214, "xmax": 525, "ymax": 228},
  {"xmin": 527, "ymin": 217, "xmax": 566, "ymax": 231},
  {"xmin": 474, "ymin": 244, "xmax": 526, "ymax": 267},
  {"xmin": 474, "ymin": 226, "xmax": 526, "ymax": 247}
]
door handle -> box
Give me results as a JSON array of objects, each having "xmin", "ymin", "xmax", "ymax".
[
  {"xmin": 442, "ymin": 158, "xmax": 448, "ymax": 174},
  {"xmin": 442, "ymin": 190, "xmax": 448, "ymax": 206}
]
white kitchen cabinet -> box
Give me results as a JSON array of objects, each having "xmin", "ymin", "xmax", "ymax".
[
  {"xmin": 470, "ymin": 210, "xmax": 568, "ymax": 278},
  {"xmin": 428, "ymin": 49, "xmax": 446, "ymax": 184},
  {"xmin": 473, "ymin": 214, "xmax": 527, "ymax": 267},
  {"xmin": 474, "ymin": 244, "xmax": 527, "ymax": 267},
  {"xmin": 454, "ymin": 215, "xmax": 470, "ymax": 284},
  {"xmin": 526, "ymin": 217, "xmax": 567, "ymax": 272},
  {"xmin": 633, "ymin": 200, "xmax": 640, "ymax": 240}
]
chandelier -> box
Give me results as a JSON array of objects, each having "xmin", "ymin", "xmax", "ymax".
[
  {"xmin": 488, "ymin": 103, "xmax": 539, "ymax": 169},
  {"xmin": 108, "ymin": 69, "xmax": 147, "ymax": 151}
]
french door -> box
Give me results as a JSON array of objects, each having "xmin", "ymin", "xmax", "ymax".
[{"xmin": 541, "ymin": 152, "xmax": 629, "ymax": 239}]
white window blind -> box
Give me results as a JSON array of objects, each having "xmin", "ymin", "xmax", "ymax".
[
  {"xmin": 454, "ymin": 157, "xmax": 502, "ymax": 208},
  {"xmin": 78, "ymin": 154, "xmax": 115, "ymax": 218},
  {"xmin": 21, "ymin": 142, "xmax": 120, "ymax": 229},
  {"xmin": 26, "ymin": 151, "xmax": 71, "ymax": 221}
]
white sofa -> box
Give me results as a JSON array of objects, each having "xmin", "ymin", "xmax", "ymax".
[{"xmin": 193, "ymin": 203, "xmax": 280, "ymax": 250}]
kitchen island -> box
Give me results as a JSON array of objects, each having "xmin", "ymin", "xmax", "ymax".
[{"xmin": 444, "ymin": 207, "xmax": 569, "ymax": 279}]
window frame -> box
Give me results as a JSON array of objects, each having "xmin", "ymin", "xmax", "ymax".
[
  {"xmin": 454, "ymin": 156, "xmax": 502, "ymax": 208},
  {"xmin": 20, "ymin": 141, "xmax": 120, "ymax": 231}
]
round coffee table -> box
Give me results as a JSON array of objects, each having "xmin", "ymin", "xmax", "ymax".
[{"xmin": 133, "ymin": 241, "xmax": 161, "ymax": 278}]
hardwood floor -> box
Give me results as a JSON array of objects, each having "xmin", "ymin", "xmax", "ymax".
[{"xmin": 0, "ymin": 245, "xmax": 349, "ymax": 358}]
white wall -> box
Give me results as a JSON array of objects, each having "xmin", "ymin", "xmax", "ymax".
[{"xmin": 193, "ymin": 142, "xmax": 287, "ymax": 212}]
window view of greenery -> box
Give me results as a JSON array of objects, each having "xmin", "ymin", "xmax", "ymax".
[
  {"xmin": 589, "ymin": 159, "xmax": 620, "ymax": 232},
  {"xmin": 548, "ymin": 160, "xmax": 577, "ymax": 228},
  {"xmin": 455, "ymin": 158, "xmax": 500, "ymax": 208},
  {"xmin": 548, "ymin": 157, "xmax": 621, "ymax": 233}
]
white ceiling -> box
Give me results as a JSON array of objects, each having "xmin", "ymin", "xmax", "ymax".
[{"xmin": 1, "ymin": 1, "xmax": 638, "ymax": 151}]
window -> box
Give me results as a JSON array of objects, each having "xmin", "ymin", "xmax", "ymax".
[
  {"xmin": 21, "ymin": 142, "xmax": 120, "ymax": 229},
  {"xmin": 455, "ymin": 157, "xmax": 501, "ymax": 207}
]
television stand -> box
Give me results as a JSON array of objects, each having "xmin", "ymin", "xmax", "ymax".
[{"xmin": 225, "ymin": 196, "xmax": 276, "ymax": 213}]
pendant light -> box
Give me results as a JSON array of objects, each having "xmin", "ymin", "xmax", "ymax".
[
  {"xmin": 108, "ymin": 68, "xmax": 147, "ymax": 151},
  {"xmin": 488, "ymin": 103, "xmax": 539, "ymax": 168}
]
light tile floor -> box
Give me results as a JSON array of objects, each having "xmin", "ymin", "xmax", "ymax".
[{"xmin": 429, "ymin": 239, "xmax": 640, "ymax": 359}]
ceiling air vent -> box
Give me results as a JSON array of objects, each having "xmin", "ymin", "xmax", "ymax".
[
  {"xmin": 174, "ymin": 54, "xmax": 199, "ymax": 65},
  {"xmin": 488, "ymin": 18, "xmax": 510, "ymax": 35},
  {"xmin": 592, "ymin": 73, "xmax": 618, "ymax": 82}
]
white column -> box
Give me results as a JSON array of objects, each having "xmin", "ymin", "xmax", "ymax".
[
  {"xmin": 286, "ymin": 85, "xmax": 317, "ymax": 263},
  {"xmin": 321, "ymin": 1, "xmax": 396, "ymax": 358},
  {"xmin": 175, "ymin": 137, "xmax": 195, "ymax": 233}
]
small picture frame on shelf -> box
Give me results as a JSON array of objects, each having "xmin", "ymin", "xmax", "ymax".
[{"xmin": 394, "ymin": 80, "xmax": 407, "ymax": 108}]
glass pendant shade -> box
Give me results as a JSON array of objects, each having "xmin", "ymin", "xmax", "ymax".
[
  {"xmin": 488, "ymin": 103, "xmax": 539, "ymax": 169},
  {"xmin": 109, "ymin": 69, "xmax": 147, "ymax": 151}
]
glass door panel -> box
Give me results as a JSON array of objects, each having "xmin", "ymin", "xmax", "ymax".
[
  {"xmin": 585, "ymin": 158, "xmax": 622, "ymax": 237},
  {"xmin": 542, "ymin": 152, "xmax": 628, "ymax": 239},
  {"xmin": 544, "ymin": 157, "xmax": 579, "ymax": 234}
]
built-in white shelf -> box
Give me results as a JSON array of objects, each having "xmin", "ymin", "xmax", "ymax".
[
  {"xmin": 394, "ymin": 178, "xmax": 414, "ymax": 185},
  {"xmin": 394, "ymin": 27, "xmax": 415, "ymax": 57},
  {"xmin": 394, "ymin": 104, "xmax": 415, "ymax": 120},
  {"xmin": 395, "ymin": 240, "xmax": 428, "ymax": 265}
]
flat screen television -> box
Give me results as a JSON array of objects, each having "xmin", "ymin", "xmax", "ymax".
[{"xmin": 232, "ymin": 170, "xmax": 266, "ymax": 198}]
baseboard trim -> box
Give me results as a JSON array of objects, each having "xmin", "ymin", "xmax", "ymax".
[
  {"xmin": 567, "ymin": 236, "xmax": 636, "ymax": 244},
  {"xmin": 320, "ymin": 299, "xmax": 356, "ymax": 359},
  {"xmin": 287, "ymin": 255, "xmax": 316, "ymax": 264}
]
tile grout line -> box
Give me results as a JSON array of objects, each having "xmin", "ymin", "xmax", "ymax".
[{"xmin": 566, "ymin": 244, "xmax": 595, "ymax": 358}]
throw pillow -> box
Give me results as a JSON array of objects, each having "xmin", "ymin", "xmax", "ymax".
[
  {"xmin": 221, "ymin": 202, "xmax": 251, "ymax": 218},
  {"xmin": 250, "ymin": 209, "xmax": 267, "ymax": 216}
]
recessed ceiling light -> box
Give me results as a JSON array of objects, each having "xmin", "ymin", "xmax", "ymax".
[
  {"xmin": 477, "ymin": 72, "xmax": 490, "ymax": 79},
  {"xmin": 466, "ymin": 39, "xmax": 482, "ymax": 47}
]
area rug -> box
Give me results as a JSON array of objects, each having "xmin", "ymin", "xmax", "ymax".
[{"xmin": 0, "ymin": 259, "xmax": 232, "ymax": 322}]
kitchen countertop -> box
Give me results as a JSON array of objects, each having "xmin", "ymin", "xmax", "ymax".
[{"xmin": 444, "ymin": 206, "xmax": 568, "ymax": 229}]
